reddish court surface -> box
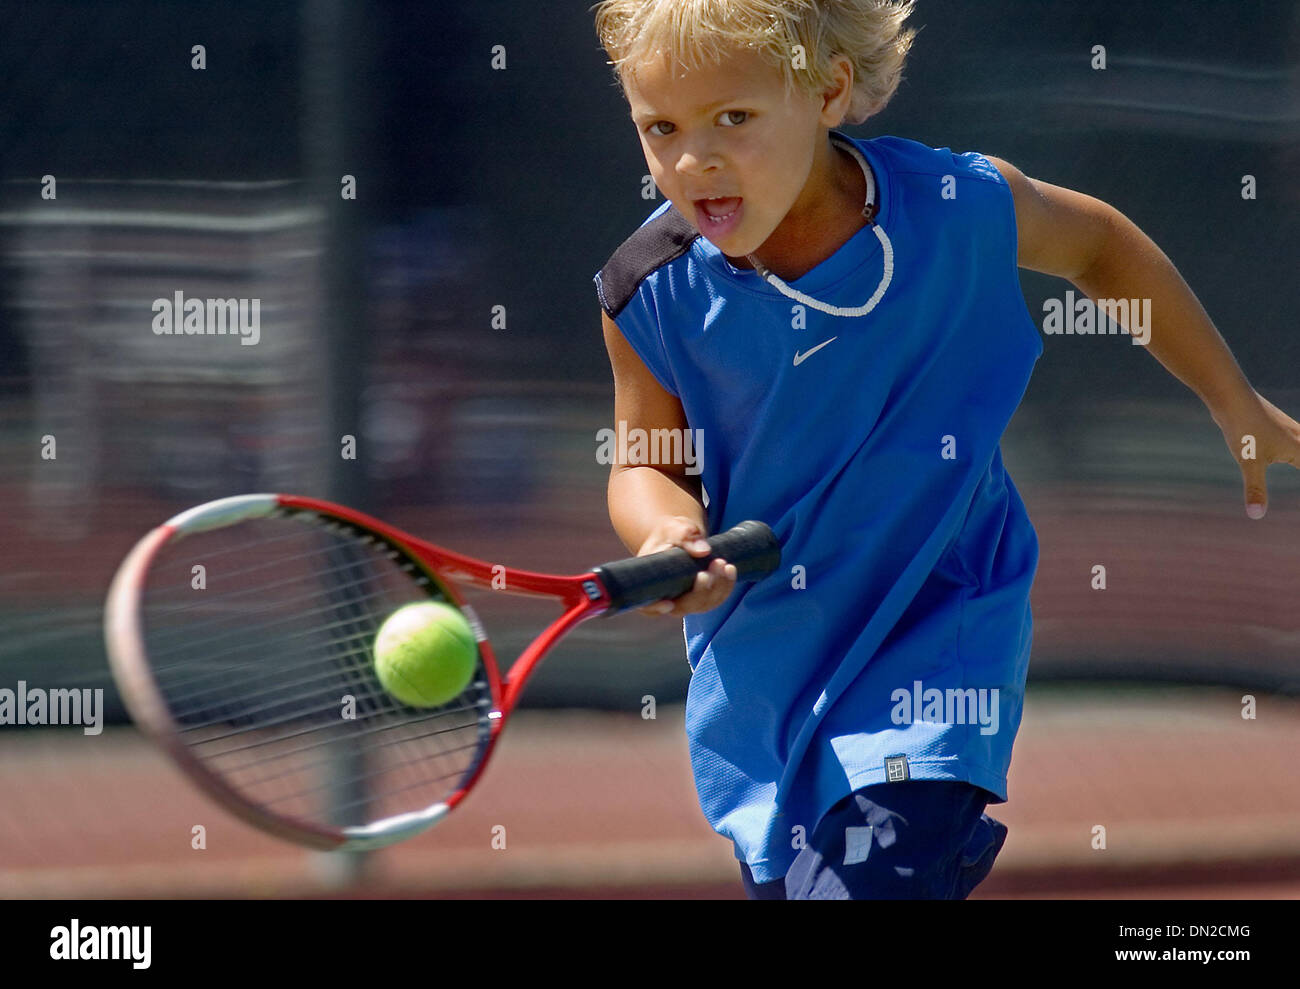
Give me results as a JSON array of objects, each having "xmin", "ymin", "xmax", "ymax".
[{"xmin": 2, "ymin": 689, "xmax": 1299, "ymax": 899}]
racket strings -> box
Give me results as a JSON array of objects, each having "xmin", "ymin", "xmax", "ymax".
[
  {"xmin": 177, "ymin": 674, "xmax": 486, "ymax": 749},
  {"xmin": 260, "ymin": 735, "xmax": 487, "ymax": 812},
  {"xmin": 137, "ymin": 511, "xmax": 495, "ymax": 832},
  {"xmin": 156, "ymin": 589, "xmax": 427, "ymax": 727},
  {"xmin": 205, "ymin": 698, "xmax": 486, "ymax": 776},
  {"xmin": 155, "ymin": 581, "xmax": 436, "ymax": 709},
  {"xmin": 186, "ymin": 682, "xmax": 486, "ymax": 759},
  {"xmin": 143, "ymin": 534, "xmax": 423, "ymax": 658},
  {"xmin": 266, "ymin": 741, "xmax": 488, "ymax": 817}
]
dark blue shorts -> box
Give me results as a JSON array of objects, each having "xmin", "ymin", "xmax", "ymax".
[{"xmin": 739, "ymin": 781, "xmax": 1008, "ymax": 900}]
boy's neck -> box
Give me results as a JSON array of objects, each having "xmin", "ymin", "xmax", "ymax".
[{"xmin": 730, "ymin": 133, "xmax": 870, "ymax": 281}]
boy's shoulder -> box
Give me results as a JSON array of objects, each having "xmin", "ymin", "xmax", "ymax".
[
  {"xmin": 595, "ymin": 199, "xmax": 699, "ymax": 319},
  {"xmin": 861, "ymin": 133, "xmax": 1006, "ymax": 186}
]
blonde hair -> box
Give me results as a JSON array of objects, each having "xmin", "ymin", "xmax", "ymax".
[{"xmin": 592, "ymin": 0, "xmax": 917, "ymax": 124}]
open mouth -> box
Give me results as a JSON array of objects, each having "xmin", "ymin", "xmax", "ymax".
[{"xmin": 693, "ymin": 196, "xmax": 744, "ymax": 235}]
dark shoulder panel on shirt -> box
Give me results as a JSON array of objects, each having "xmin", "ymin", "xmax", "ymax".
[{"xmin": 596, "ymin": 206, "xmax": 699, "ymax": 318}]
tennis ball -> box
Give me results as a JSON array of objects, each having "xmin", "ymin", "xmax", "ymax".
[{"xmin": 373, "ymin": 601, "xmax": 477, "ymax": 708}]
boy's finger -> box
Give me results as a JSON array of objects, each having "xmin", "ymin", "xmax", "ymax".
[
  {"xmin": 707, "ymin": 558, "xmax": 736, "ymax": 584},
  {"xmin": 1241, "ymin": 459, "xmax": 1267, "ymax": 518},
  {"xmin": 640, "ymin": 557, "xmax": 739, "ymax": 618}
]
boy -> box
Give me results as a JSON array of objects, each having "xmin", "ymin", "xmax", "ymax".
[{"xmin": 591, "ymin": 0, "xmax": 1300, "ymax": 899}]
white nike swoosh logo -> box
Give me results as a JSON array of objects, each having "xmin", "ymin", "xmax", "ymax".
[{"xmin": 793, "ymin": 337, "xmax": 838, "ymax": 366}]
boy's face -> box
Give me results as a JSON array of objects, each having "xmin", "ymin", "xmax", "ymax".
[{"xmin": 623, "ymin": 47, "xmax": 834, "ymax": 261}]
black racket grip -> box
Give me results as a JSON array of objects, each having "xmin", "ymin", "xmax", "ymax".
[{"xmin": 592, "ymin": 521, "xmax": 781, "ymax": 614}]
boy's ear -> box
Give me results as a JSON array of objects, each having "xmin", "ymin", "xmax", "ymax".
[{"xmin": 821, "ymin": 54, "xmax": 859, "ymax": 126}]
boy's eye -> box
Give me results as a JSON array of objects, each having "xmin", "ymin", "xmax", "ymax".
[
  {"xmin": 647, "ymin": 121, "xmax": 675, "ymax": 137},
  {"xmin": 719, "ymin": 110, "xmax": 748, "ymax": 127}
]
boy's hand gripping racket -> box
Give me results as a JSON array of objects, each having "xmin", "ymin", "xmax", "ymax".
[{"xmin": 104, "ymin": 494, "xmax": 780, "ymax": 851}]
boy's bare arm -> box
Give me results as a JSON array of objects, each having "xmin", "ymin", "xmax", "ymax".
[
  {"xmin": 602, "ymin": 311, "xmax": 736, "ymax": 612},
  {"xmin": 987, "ymin": 156, "xmax": 1300, "ymax": 517},
  {"xmin": 987, "ymin": 156, "xmax": 1252, "ymax": 413},
  {"xmin": 602, "ymin": 310, "xmax": 706, "ymax": 550}
]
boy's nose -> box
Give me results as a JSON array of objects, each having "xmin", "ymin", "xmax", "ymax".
[{"xmin": 676, "ymin": 150, "xmax": 719, "ymax": 175}]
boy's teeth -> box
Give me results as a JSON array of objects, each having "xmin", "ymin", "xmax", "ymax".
[{"xmin": 700, "ymin": 197, "xmax": 741, "ymax": 218}]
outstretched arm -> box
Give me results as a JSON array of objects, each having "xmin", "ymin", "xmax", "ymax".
[{"xmin": 987, "ymin": 155, "xmax": 1300, "ymax": 518}]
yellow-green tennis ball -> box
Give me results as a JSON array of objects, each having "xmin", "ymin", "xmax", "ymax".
[{"xmin": 373, "ymin": 601, "xmax": 477, "ymax": 708}]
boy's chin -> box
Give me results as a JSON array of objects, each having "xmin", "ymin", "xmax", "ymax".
[
  {"xmin": 701, "ymin": 235, "xmax": 754, "ymax": 261},
  {"xmin": 704, "ymin": 234, "xmax": 761, "ymax": 267},
  {"xmin": 695, "ymin": 226, "xmax": 760, "ymax": 258}
]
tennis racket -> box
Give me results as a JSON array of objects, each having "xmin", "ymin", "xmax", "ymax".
[{"xmin": 104, "ymin": 493, "xmax": 780, "ymax": 851}]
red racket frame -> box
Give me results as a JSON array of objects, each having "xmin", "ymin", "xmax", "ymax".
[{"xmin": 107, "ymin": 494, "xmax": 652, "ymax": 850}]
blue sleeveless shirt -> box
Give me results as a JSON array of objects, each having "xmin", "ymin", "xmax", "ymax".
[{"xmin": 594, "ymin": 133, "xmax": 1043, "ymax": 882}]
